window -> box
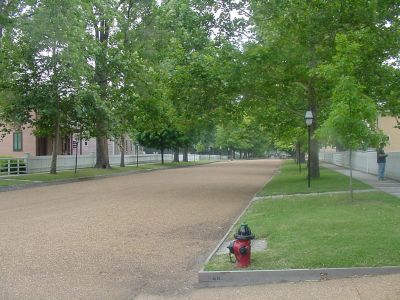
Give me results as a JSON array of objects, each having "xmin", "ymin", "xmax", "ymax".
[{"xmin": 13, "ymin": 132, "xmax": 23, "ymax": 152}]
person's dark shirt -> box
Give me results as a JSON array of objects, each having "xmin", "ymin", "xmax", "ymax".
[{"xmin": 377, "ymin": 148, "xmax": 387, "ymax": 163}]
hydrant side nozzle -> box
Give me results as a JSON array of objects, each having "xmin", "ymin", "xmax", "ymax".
[
  {"xmin": 239, "ymin": 246, "xmax": 247, "ymax": 255},
  {"xmin": 227, "ymin": 241, "xmax": 235, "ymax": 254}
]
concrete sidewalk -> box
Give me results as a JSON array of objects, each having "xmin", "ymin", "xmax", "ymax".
[{"xmin": 321, "ymin": 163, "xmax": 400, "ymax": 198}]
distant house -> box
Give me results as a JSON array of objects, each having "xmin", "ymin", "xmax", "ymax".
[
  {"xmin": 320, "ymin": 115, "xmax": 400, "ymax": 153},
  {"xmin": 0, "ymin": 127, "xmax": 138, "ymax": 157},
  {"xmin": 0, "ymin": 127, "xmax": 37, "ymax": 157},
  {"xmin": 377, "ymin": 116, "xmax": 400, "ymax": 152}
]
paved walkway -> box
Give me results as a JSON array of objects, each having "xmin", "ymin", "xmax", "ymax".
[{"xmin": 321, "ymin": 163, "xmax": 400, "ymax": 198}]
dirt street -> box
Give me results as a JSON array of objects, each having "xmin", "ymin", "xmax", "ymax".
[{"xmin": 0, "ymin": 160, "xmax": 281, "ymax": 299}]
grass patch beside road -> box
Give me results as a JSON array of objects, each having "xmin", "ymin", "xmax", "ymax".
[
  {"xmin": 205, "ymin": 161, "xmax": 400, "ymax": 271},
  {"xmin": 206, "ymin": 191, "xmax": 400, "ymax": 271},
  {"xmin": 0, "ymin": 179, "xmax": 29, "ymax": 187},
  {"xmin": 1, "ymin": 161, "xmax": 213, "ymax": 187},
  {"xmin": 257, "ymin": 161, "xmax": 371, "ymax": 196},
  {"xmin": 3, "ymin": 165, "xmax": 151, "ymax": 182}
]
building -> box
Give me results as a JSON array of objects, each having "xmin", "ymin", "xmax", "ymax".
[
  {"xmin": 0, "ymin": 127, "xmax": 139, "ymax": 157},
  {"xmin": 378, "ymin": 116, "xmax": 400, "ymax": 152}
]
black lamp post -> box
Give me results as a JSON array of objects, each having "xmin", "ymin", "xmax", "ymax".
[
  {"xmin": 135, "ymin": 142, "xmax": 139, "ymax": 168},
  {"xmin": 305, "ymin": 111, "xmax": 314, "ymax": 188}
]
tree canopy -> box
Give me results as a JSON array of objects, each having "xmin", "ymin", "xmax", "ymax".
[{"xmin": 0, "ymin": 0, "xmax": 399, "ymax": 173}]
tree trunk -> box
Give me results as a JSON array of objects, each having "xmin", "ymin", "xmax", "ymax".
[
  {"xmin": 307, "ymin": 107, "xmax": 320, "ymax": 178},
  {"xmin": 94, "ymin": 18, "xmax": 110, "ymax": 169},
  {"xmin": 49, "ymin": 42, "xmax": 60, "ymax": 175},
  {"xmin": 310, "ymin": 136, "xmax": 320, "ymax": 178},
  {"xmin": 295, "ymin": 142, "xmax": 300, "ymax": 163},
  {"xmin": 349, "ymin": 149, "xmax": 353, "ymax": 201},
  {"xmin": 95, "ymin": 136, "xmax": 110, "ymax": 168},
  {"xmin": 308, "ymin": 45, "xmax": 320, "ymax": 179},
  {"xmin": 50, "ymin": 120, "xmax": 60, "ymax": 174},
  {"xmin": 183, "ymin": 147, "xmax": 188, "ymax": 162},
  {"xmin": 173, "ymin": 149, "xmax": 179, "ymax": 162},
  {"xmin": 296, "ymin": 142, "xmax": 302, "ymax": 173},
  {"xmin": 161, "ymin": 149, "xmax": 164, "ymax": 165},
  {"xmin": 120, "ymin": 137, "xmax": 125, "ymax": 167}
]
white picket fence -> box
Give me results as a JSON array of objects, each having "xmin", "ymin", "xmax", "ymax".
[
  {"xmin": 319, "ymin": 151, "xmax": 400, "ymax": 181},
  {"xmin": 16, "ymin": 153, "xmax": 227, "ymax": 174}
]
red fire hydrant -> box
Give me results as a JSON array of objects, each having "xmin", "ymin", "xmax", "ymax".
[{"xmin": 228, "ymin": 223, "xmax": 254, "ymax": 268}]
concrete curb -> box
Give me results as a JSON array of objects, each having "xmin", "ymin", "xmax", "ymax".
[
  {"xmin": 200, "ymin": 192, "xmax": 256, "ymax": 273},
  {"xmin": 199, "ymin": 266, "xmax": 400, "ymax": 287}
]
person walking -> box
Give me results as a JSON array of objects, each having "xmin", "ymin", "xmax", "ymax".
[{"xmin": 377, "ymin": 143, "xmax": 388, "ymax": 180}]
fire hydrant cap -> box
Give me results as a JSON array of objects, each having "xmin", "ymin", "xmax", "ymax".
[{"xmin": 234, "ymin": 223, "xmax": 255, "ymax": 240}]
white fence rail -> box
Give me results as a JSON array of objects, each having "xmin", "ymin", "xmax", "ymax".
[
  {"xmin": 14, "ymin": 153, "xmax": 227, "ymax": 174},
  {"xmin": 320, "ymin": 151, "xmax": 400, "ymax": 181},
  {"xmin": 0, "ymin": 158, "xmax": 27, "ymax": 175}
]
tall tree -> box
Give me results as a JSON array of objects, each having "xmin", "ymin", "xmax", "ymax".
[
  {"xmin": 247, "ymin": 0, "xmax": 400, "ymax": 178},
  {"xmin": 1, "ymin": 0, "xmax": 91, "ymax": 173},
  {"xmin": 108, "ymin": 0, "xmax": 157, "ymax": 167},
  {"xmin": 317, "ymin": 33, "xmax": 388, "ymax": 200},
  {"xmin": 158, "ymin": 0, "xmax": 242, "ymax": 161},
  {"xmin": 86, "ymin": 0, "xmax": 160, "ymax": 168},
  {"xmin": 87, "ymin": 1, "xmax": 115, "ymax": 168}
]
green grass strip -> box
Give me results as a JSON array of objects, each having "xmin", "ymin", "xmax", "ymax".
[
  {"xmin": 257, "ymin": 160, "xmax": 371, "ymax": 196},
  {"xmin": 0, "ymin": 179, "xmax": 29, "ymax": 187},
  {"xmin": 1, "ymin": 161, "xmax": 211, "ymax": 185},
  {"xmin": 206, "ymin": 192, "xmax": 400, "ymax": 271}
]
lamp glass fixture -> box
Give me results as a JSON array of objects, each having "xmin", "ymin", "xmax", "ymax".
[{"xmin": 305, "ymin": 111, "xmax": 313, "ymax": 126}]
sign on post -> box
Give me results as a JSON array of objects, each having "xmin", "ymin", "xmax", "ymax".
[{"xmin": 73, "ymin": 140, "xmax": 78, "ymax": 174}]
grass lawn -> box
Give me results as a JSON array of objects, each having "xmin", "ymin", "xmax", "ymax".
[
  {"xmin": 257, "ymin": 161, "xmax": 371, "ymax": 196},
  {"xmin": 1, "ymin": 161, "xmax": 213, "ymax": 185},
  {"xmin": 161, "ymin": 160, "xmax": 211, "ymax": 167},
  {"xmin": 205, "ymin": 191, "xmax": 400, "ymax": 271},
  {"xmin": 3, "ymin": 167, "xmax": 136, "ymax": 182},
  {"xmin": 0, "ymin": 179, "xmax": 29, "ymax": 187}
]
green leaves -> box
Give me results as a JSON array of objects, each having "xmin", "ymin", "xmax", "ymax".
[
  {"xmin": 1, "ymin": 0, "xmax": 93, "ymax": 134},
  {"xmin": 243, "ymin": 0, "xmax": 400, "ymax": 156},
  {"xmin": 317, "ymin": 76, "xmax": 379, "ymax": 150}
]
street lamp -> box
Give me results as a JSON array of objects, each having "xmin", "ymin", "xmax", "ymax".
[
  {"xmin": 305, "ymin": 111, "xmax": 314, "ymax": 188},
  {"xmin": 135, "ymin": 142, "xmax": 139, "ymax": 168}
]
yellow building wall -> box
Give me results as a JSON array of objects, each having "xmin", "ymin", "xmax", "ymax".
[{"xmin": 378, "ymin": 116, "xmax": 400, "ymax": 152}]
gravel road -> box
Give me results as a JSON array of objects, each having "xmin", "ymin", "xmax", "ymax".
[{"xmin": 0, "ymin": 159, "xmax": 281, "ymax": 299}]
